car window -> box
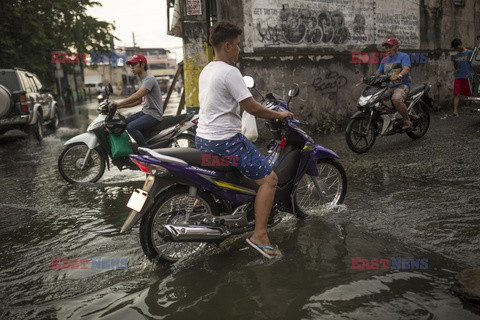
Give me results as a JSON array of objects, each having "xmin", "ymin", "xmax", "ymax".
[
  {"xmin": 25, "ymin": 74, "xmax": 38, "ymax": 93},
  {"xmin": 0, "ymin": 71, "xmax": 21, "ymax": 92},
  {"xmin": 27, "ymin": 75, "xmax": 38, "ymax": 92},
  {"xmin": 18, "ymin": 72, "xmax": 34, "ymax": 93},
  {"xmin": 32, "ymin": 76, "xmax": 43, "ymax": 91}
]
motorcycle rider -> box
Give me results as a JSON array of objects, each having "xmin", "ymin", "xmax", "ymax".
[
  {"xmin": 195, "ymin": 21, "xmax": 293, "ymax": 259},
  {"xmin": 109, "ymin": 54, "xmax": 163, "ymax": 147},
  {"xmin": 375, "ymin": 37, "xmax": 412, "ymax": 130}
]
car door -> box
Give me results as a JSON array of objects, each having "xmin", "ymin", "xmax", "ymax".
[
  {"xmin": 31, "ymin": 75, "xmax": 51, "ymax": 119},
  {"xmin": 24, "ymin": 73, "xmax": 46, "ymax": 120}
]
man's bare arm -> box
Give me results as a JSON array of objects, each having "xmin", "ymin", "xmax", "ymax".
[
  {"xmin": 120, "ymin": 98, "xmax": 142, "ymax": 108},
  {"xmin": 111, "ymin": 88, "xmax": 148, "ymax": 109},
  {"xmin": 239, "ymin": 97, "xmax": 293, "ymax": 120}
]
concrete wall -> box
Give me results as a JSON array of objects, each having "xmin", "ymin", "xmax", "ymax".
[{"xmin": 217, "ymin": 0, "xmax": 480, "ymax": 126}]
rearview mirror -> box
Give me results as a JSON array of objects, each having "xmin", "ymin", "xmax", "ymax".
[
  {"xmin": 243, "ymin": 76, "xmax": 255, "ymax": 88},
  {"xmin": 288, "ymin": 84, "xmax": 300, "ymax": 97},
  {"xmin": 104, "ymin": 83, "xmax": 113, "ymax": 96}
]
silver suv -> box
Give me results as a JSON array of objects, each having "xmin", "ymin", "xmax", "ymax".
[{"xmin": 0, "ymin": 68, "xmax": 60, "ymax": 140}]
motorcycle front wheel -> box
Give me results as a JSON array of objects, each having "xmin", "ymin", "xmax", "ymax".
[
  {"xmin": 294, "ymin": 159, "xmax": 347, "ymax": 215},
  {"xmin": 407, "ymin": 101, "xmax": 430, "ymax": 139},
  {"xmin": 345, "ymin": 116, "xmax": 377, "ymax": 153},
  {"xmin": 139, "ymin": 185, "xmax": 218, "ymax": 263},
  {"xmin": 58, "ymin": 142, "xmax": 106, "ymax": 184}
]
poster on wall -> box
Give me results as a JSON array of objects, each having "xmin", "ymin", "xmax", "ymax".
[
  {"xmin": 243, "ymin": 0, "xmax": 419, "ymax": 52},
  {"xmin": 375, "ymin": 0, "xmax": 420, "ymax": 48}
]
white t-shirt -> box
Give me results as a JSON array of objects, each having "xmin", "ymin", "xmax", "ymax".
[{"xmin": 196, "ymin": 61, "xmax": 252, "ymax": 140}]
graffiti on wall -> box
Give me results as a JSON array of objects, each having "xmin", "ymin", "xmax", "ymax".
[
  {"xmin": 256, "ymin": 8, "xmax": 352, "ymax": 45},
  {"xmin": 312, "ymin": 71, "xmax": 348, "ymax": 100},
  {"xmin": 245, "ymin": 0, "xmax": 419, "ymax": 50}
]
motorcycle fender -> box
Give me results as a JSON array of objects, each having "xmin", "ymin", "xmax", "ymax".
[
  {"xmin": 64, "ymin": 132, "xmax": 99, "ymax": 149},
  {"xmin": 119, "ymin": 175, "xmax": 169, "ymax": 233},
  {"xmin": 350, "ymin": 110, "xmax": 367, "ymax": 119},
  {"xmin": 421, "ymin": 96, "xmax": 433, "ymax": 109},
  {"xmin": 307, "ymin": 145, "xmax": 339, "ymax": 175},
  {"xmin": 28, "ymin": 104, "xmax": 42, "ymax": 125}
]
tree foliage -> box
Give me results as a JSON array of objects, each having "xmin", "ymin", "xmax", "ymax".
[{"xmin": 0, "ymin": 0, "xmax": 115, "ymax": 84}]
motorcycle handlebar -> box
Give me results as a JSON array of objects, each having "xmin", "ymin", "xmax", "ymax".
[{"xmin": 106, "ymin": 105, "xmax": 117, "ymax": 121}]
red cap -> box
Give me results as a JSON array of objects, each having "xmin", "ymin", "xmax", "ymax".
[
  {"xmin": 127, "ymin": 54, "xmax": 147, "ymax": 65},
  {"xmin": 383, "ymin": 37, "xmax": 399, "ymax": 46}
]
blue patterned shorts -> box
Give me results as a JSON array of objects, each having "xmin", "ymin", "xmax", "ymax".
[{"xmin": 195, "ymin": 133, "xmax": 272, "ymax": 180}]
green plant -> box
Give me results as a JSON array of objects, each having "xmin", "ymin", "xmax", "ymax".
[{"xmin": 312, "ymin": 117, "xmax": 339, "ymax": 134}]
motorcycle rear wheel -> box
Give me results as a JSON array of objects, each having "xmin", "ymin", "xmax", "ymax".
[
  {"xmin": 407, "ymin": 101, "xmax": 430, "ymax": 139},
  {"xmin": 58, "ymin": 142, "xmax": 106, "ymax": 184},
  {"xmin": 294, "ymin": 159, "xmax": 347, "ymax": 215},
  {"xmin": 345, "ymin": 116, "xmax": 377, "ymax": 153},
  {"xmin": 139, "ymin": 186, "xmax": 218, "ymax": 263},
  {"xmin": 169, "ymin": 133, "xmax": 196, "ymax": 148}
]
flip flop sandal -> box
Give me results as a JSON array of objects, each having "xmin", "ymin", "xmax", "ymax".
[
  {"xmin": 401, "ymin": 121, "xmax": 413, "ymax": 131},
  {"xmin": 246, "ymin": 238, "xmax": 280, "ymax": 259}
]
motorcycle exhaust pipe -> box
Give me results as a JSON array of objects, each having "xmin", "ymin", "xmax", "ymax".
[{"xmin": 159, "ymin": 224, "xmax": 230, "ymax": 242}]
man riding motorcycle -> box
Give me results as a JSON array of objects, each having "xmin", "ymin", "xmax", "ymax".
[
  {"xmin": 375, "ymin": 37, "xmax": 412, "ymax": 130},
  {"xmin": 109, "ymin": 54, "xmax": 164, "ymax": 147},
  {"xmin": 196, "ymin": 21, "xmax": 293, "ymax": 259}
]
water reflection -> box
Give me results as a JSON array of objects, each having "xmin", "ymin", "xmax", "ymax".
[{"xmin": 1, "ymin": 106, "xmax": 479, "ymax": 319}]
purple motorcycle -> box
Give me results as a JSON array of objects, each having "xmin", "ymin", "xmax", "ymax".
[{"xmin": 120, "ymin": 77, "xmax": 347, "ymax": 263}]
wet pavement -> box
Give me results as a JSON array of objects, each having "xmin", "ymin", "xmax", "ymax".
[{"xmin": 1, "ymin": 100, "xmax": 480, "ymax": 319}]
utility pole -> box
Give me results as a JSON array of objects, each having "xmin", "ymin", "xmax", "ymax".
[
  {"xmin": 180, "ymin": 0, "xmax": 213, "ymax": 113},
  {"xmin": 132, "ymin": 32, "xmax": 137, "ymax": 49}
]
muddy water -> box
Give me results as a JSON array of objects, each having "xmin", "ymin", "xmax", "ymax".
[{"xmin": 0, "ymin": 101, "xmax": 479, "ymax": 319}]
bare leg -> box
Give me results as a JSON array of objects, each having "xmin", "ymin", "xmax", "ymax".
[
  {"xmin": 453, "ymin": 94, "xmax": 460, "ymax": 115},
  {"xmin": 392, "ymin": 99, "xmax": 411, "ymax": 127},
  {"xmin": 249, "ymin": 171, "xmax": 280, "ymax": 255}
]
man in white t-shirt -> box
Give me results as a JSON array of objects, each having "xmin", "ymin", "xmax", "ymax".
[{"xmin": 196, "ymin": 21, "xmax": 293, "ymax": 259}]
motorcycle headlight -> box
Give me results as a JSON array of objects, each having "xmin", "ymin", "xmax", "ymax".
[
  {"xmin": 358, "ymin": 95, "xmax": 371, "ymax": 106},
  {"xmin": 359, "ymin": 91, "xmax": 383, "ymax": 107}
]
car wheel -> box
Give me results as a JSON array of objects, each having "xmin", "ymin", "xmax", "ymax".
[
  {"xmin": 48, "ymin": 108, "xmax": 60, "ymax": 131},
  {"xmin": 31, "ymin": 111, "xmax": 44, "ymax": 141}
]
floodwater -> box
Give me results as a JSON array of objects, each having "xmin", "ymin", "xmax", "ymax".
[{"xmin": 1, "ymin": 100, "xmax": 480, "ymax": 319}]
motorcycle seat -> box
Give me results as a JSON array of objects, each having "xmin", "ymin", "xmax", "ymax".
[
  {"xmin": 151, "ymin": 147, "xmax": 238, "ymax": 172},
  {"xmin": 143, "ymin": 112, "xmax": 194, "ymax": 139},
  {"xmin": 407, "ymin": 82, "xmax": 429, "ymax": 98},
  {"xmin": 148, "ymin": 147, "xmax": 260, "ymax": 191}
]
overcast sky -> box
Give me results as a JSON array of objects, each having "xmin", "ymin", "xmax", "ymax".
[{"xmin": 87, "ymin": 0, "xmax": 183, "ymax": 60}]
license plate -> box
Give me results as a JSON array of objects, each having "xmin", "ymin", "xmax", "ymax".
[{"xmin": 127, "ymin": 189, "xmax": 148, "ymax": 212}]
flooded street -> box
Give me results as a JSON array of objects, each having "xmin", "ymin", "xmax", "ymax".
[{"xmin": 1, "ymin": 100, "xmax": 480, "ymax": 319}]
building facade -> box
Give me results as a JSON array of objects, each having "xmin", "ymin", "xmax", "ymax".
[{"xmin": 176, "ymin": 0, "xmax": 480, "ymax": 125}]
